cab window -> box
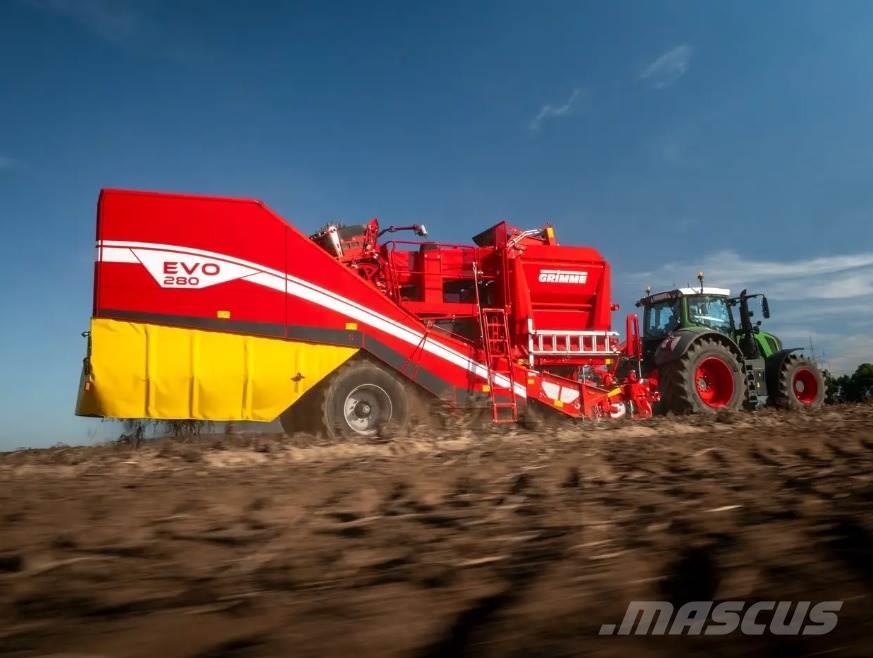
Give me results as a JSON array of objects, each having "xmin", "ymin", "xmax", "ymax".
[
  {"xmin": 687, "ymin": 295, "xmax": 733, "ymax": 333},
  {"xmin": 645, "ymin": 300, "xmax": 679, "ymax": 337}
]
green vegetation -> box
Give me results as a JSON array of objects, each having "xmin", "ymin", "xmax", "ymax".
[{"xmin": 825, "ymin": 364, "xmax": 873, "ymax": 403}]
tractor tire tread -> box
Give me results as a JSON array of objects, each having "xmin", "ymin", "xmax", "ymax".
[
  {"xmin": 660, "ymin": 337, "xmax": 746, "ymax": 414},
  {"xmin": 771, "ymin": 354, "xmax": 825, "ymax": 411}
]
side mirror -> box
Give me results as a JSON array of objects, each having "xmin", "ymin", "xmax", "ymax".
[
  {"xmin": 415, "ymin": 224, "xmax": 428, "ymax": 237},
  {"xmin": 761, "ymin": 296, "xmax": 770, "ymax": 319}
]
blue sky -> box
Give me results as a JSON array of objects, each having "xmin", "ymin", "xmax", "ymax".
[{"xmin": 1, "ymin": 0, "xmax": 872, "ymax": 448}]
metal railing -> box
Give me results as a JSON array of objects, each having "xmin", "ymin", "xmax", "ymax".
[{"xmin": 526, "ymin": 319, "xmax": 619, "ymax": 364}]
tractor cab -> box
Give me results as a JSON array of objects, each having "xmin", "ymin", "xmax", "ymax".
[
  {"xmin": 637, "ymin": 286, "xmax": 734, "ymax": 361},
  {"xmin": 637, "ymin": 283, "xmax": 783, "ymax": 362}
]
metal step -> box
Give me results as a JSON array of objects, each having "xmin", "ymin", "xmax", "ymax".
[
  {"xmin": 743, "ymin": 362, "xmax": 761, "ymax": 409},
  {"xmin": 491, "ymin": 400, "xmax": 518, "ymax": 423},
  {"xmin": 477, "ymin": 306, "xmax": 518, "ymax": 423}
]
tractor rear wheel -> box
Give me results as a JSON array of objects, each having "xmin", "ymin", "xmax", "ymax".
[
  {"xmin": 661, "ymin": 338, "xmax": 747, "ymax": 414},
  {"xmin": 319, "ymin": 360, "xmax": 410, "ymax": 440},
  {"xmin": 771, "ymin": 354, "xmax": 825, "ymax": 410}
]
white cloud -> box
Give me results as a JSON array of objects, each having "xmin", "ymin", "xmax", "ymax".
[
  {"xmin": 775, "ymin": 300, "xmax": 873, "ymax": 323},
  {"xmin": 633, "ymin": 249, "xmax": 873, "ymax": 301},
  {"xmin": 640, "ymin": 44, "xmax": 693, "ymax": 89},
  {"xmin": 757, "ymin": 327, "xmax": 870, "ymax": 375},
  {"xmin": 530, "ymin": 88, "xmax": 583, "ymax": 132},
  {"xmin": 824, "ymin": 334, "xmax": 873, "ymax": 374},
  {"xmin": 773, "ymin": 328, "xmax": 873, "ymax": 374}
]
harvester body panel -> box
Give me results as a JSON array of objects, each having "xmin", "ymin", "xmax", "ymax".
[{"xmin": 77, "ymin": 318, "xmax": 357, "ymax": 420}]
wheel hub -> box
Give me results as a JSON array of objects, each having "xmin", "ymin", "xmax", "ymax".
[
  {"xmin": 694, "ymin": 357, "xmax": 734, "ymax": 408},
  {"xmin": 343, "ymin": 384, "xmax": 392, "ymax": 436},
  {"xmin": 353, "ymin": 401, "xmax": 372, "ymax": 418},
  {"xmin": 792, "ymin": 368, "xmax": 818, "ymax": 405}
]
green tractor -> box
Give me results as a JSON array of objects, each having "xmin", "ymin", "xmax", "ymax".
[{"xmin": 636, "ymin": 274, "xmax": 825, "ymax": 414}]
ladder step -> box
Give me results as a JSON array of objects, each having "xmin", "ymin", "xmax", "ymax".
[
  {"xmin": 493, "ymin": 413, "xmax": 517, "ymax": 422},
  {"xmin": 479, "ymin": 308, "xmax": 518, "ymax": 423},
  {"xmin": 491, "ymin": 402, "xmax": 518, "ymax": 422}
]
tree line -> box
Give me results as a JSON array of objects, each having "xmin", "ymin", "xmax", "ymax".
[{"xmin": 824, "ymin": 363, "xmax": 873, "ymax": 404}]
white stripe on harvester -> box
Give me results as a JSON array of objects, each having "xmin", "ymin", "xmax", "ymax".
[{"xmin": 98, "ymin": 240, "xmax": 526, "ymax": 398}]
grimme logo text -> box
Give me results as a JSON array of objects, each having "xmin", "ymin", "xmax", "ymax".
[
  {"xmin": 600, "ymin": 601, "xmax": 842, "ymax": 636},
  {"xmin": 538, "ymin": 269, "xmax": 588, "ymax": 284}
]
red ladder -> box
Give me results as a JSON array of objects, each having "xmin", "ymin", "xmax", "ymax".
[{"xmin": 479, "ymin": 308, "xmax": 518, "ymax": 422}]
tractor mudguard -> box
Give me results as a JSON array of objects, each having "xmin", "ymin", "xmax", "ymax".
[
  {"xmin": 764, "ymin": 348, "xmax": 802, "ymax": 392},
  {"xmin": 654, "ymin": 329, "xmax": 742, "ymax": 368}
]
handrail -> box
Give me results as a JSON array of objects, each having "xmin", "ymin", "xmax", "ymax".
[
  {"xmin": 526, "ymin": 318, "xmax": 619, "ymax": 364},
  {"xmin": 530, "ymin": 329, "xmax": 620, "ymax": 337}
]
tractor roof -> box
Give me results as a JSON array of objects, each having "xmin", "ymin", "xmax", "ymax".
[{"xmin": 637, "ymin": 287, "xmax": 731, "ymax": 307}]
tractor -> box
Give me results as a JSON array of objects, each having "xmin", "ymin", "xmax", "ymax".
[{"xmin": 636, "ymin": 274, "xmax": 825, "ymax": 413}]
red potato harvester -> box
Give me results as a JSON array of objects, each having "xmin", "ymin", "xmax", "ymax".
[{"xmin": 75, "ymin": 189, "xmax": 670, "ymax": 439}]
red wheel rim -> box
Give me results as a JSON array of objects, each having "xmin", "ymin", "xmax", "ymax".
[
  {"xmin": 695, "ymin": 357, "xmax": 734, "ymax": 408},
  {"xmin": 792, "ymin": 368, "xmax": 818, "ymax": 404}
]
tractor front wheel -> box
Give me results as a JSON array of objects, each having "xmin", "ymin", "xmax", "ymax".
[
  {"xmin": 771, "ymin": 355, "xmax": 825, "ymax": 410},
  {"xmin": 661, "ymin": 338, "xmax": 747, "ymax": 414}
]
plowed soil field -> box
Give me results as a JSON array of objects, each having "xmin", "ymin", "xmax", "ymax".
[{"xmin": 2, "ymin": 406, "xmax": 872, "ymax": 657}]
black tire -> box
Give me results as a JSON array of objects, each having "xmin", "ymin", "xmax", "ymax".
[
  {"xmin": 660, "ymin": 337, "xmax": 747, "ymax": 414},
  {"xmin": 319, "ymin": 360, "xmax": 410, "ymax": 440},
  {"xmin": 771, "ymin": 354, "xmax": 825, "ymax": 411}
]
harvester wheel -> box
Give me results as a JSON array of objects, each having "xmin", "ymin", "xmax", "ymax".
[
  {"xmin": 320, "ymin": 360, "xmax": 410, "ymax": 440},
  {"xmin": 771, "ymin": 354, "xmax": 824, "ymax": 410},
  {"xmin": 661, "ymin": 338, "xmax": 746, "ymax": 414}
]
